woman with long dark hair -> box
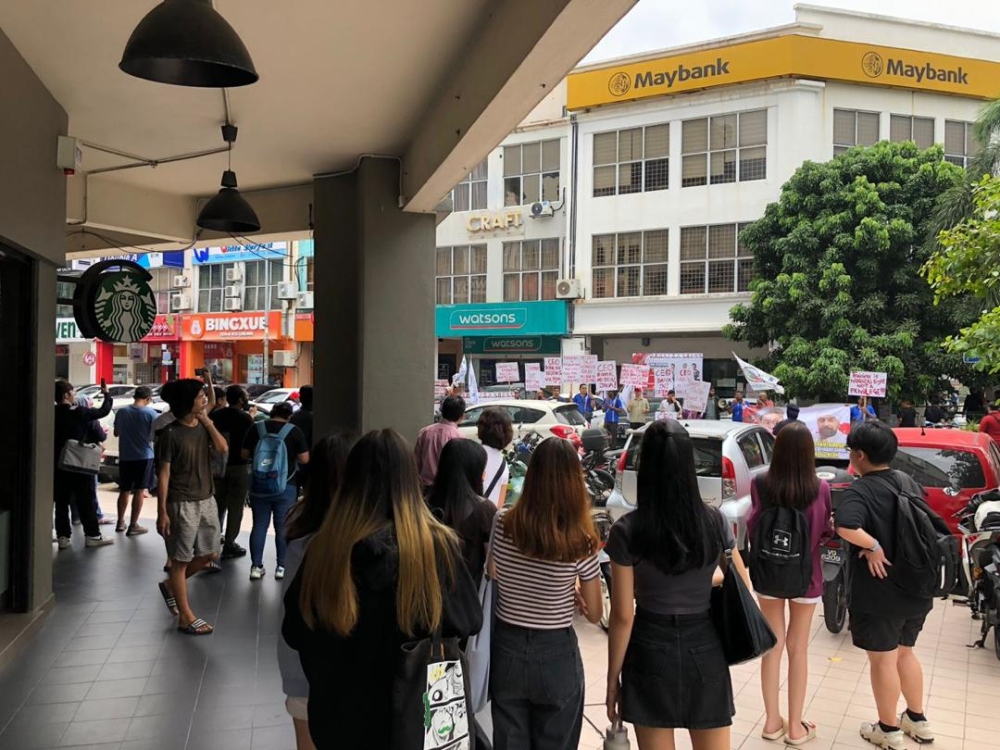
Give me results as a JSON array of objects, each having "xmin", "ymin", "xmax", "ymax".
[
  {"xmin": 605, "ymin": 419, "xmax": 751, "ymax": 750},
  {"xmin": 749, "ymin": 422, "xmax": 832, "ymax": 745},
  {"xmin": 429, "ymin": 438, "xmax": 497, "ymax": 584},
  {"xmin": 279, "ymin": 430, "xmax": 356, "ymax": 750},
  {"xmin": 281, "ymin": 429, "xmax": 481, "ymax": 750},
  {"xmin": 490, "ymin": 437, "xmax": 603, "ymax": 749}
]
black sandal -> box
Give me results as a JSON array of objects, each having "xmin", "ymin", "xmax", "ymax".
[
  {"xmin": 157, "ymin": 581, "xmax": 178, "ymax": 616},
  {"xmin": 177, "ymin": 618, "xmax": 213, "ymax": 635}
]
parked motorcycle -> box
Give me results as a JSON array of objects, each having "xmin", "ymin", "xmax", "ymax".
[
  {"xmin": 817, "ymin": 465, "xmax": 855, "ymax": 634},
  {"xmin": 503, "ymin": 432, "xmax": 542, "ymax": 506},
  {"xmin": 955, "ymin": 489, "xmax": 1000, "ymax": 659},
  {"xmin": 581, "ymin": 429, "xmax": 616, "ymax": 507}
]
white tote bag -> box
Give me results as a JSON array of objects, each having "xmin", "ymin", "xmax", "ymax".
[
  {"xmin": 466, "ymin": 511, "xmax": 501, "ymax": 714},
  {"xmin": 58, "ymin": 440, "xmax": 102, "ymax": 475}
]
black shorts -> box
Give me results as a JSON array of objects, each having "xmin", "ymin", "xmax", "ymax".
[
  {"xmin": 119, "ymin": 459, "xmax": 154, "ymax": 491},
  {"xmin": 849, "ymin": 610, "xmax": 929, "ymax": 652}
]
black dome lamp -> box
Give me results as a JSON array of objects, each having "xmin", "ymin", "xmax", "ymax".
[
  {"xmin": 120, "ymin": 0, "xmax": 258, "ymax": 88},
  {"xmin": 197, "ymin": 124, "xmax": 260, "ymax": 233}
]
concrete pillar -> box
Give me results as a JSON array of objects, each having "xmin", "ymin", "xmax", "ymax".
[{"xmin": 313, "ymin": 158, "xmax": 436, "ymax": 444}]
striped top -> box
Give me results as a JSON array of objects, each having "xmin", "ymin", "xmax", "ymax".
[{"xmin": 492, "ymin": 513, "xmax": 600, "ymax": 629}]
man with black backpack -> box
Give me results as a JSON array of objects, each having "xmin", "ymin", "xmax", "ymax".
[{"xmin": 836, "ymin": 421, "xmax": 953, "ymax": 749}]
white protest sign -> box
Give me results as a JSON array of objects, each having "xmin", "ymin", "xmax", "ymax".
[
  {"xmin": 544, "ymin": 357, "xmax": 563, "ymax": 386},
  {"xmin": 653, "ymin": 368, "xmax": 674, "ymax": 397},
  {"xmin": 561, "ymin": 355, "xmax": 584, "ymax": 382},
  {"xmin": 596, "ymin": 361, "xmax": 618, "ymax": 392},
  {"xmin": 525, "ymin": 363, "xmax": 543, "ymax": 392},
  {"xmin": 848, "ymin": 371, "xmax": 887, "ymax": 398},
  {"xmin": 582, "ymin": 355, "xmax": 599, "ymax": 382},
  {"xmin": 495, "ymin": 362, "xmax": 520, "ymax": 383},
  {"xmin": 682, "ymin": 381, "xmax": 712, "ymax": 414},
  {"xmin": 620, "ymin": 363, "xmax": 650, "ymax": 388},
  {"xmin": 434, "ymin": 379, "xmax": 449, "ymax": 399}
]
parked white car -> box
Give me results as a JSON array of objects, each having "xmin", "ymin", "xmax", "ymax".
[
  {"xmin": 250, "ymin": 387, "xmax": 301, "ymax": 415},
  {"xmin": 606, "ymin": 419, "xmax": 775, "ymax": 553},
  {"xmin": 456, "ymin": 399, "xmax": 587, "ymax": 446}
]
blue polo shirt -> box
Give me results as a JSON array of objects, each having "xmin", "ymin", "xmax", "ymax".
[
  {"xmin": 603, "ymin": 397, "xmax": 624, "ymax": 424},
  {"xmin": 573, "ymin": 393, "xmax": 593, "ymax": 417},
  {"xmin": 114, "ymin": 403, "xmax": 158, "ymax": 461}
]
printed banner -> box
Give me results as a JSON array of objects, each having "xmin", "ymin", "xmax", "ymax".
[
  {"xmin": 735, "ymin": 402, "xmax": 851, "ymax": 461},
  {"xmin": 581, "ymin": 355, "xmax": 599, "ymax": 382},
  {"xmin": 544, "ymin": 357, "xmax": 563, "ymax": 386},
  {"xmin": 848, "ymin": 371, "xmax": 887, "ymax": 398},
  {"xmin": 495, "ymin": 362, "xmax": 520, "ymax": 383},
  {"xmin": 632, "ymin": 352, "xmax": 704, "ymax": 392},
  {"xmin": 525, "ymin": 363, "xmax": 543, "ymax": 392},
  {"xmin": 620, "ymin": 363, "xmax": 651, "ymax": 388},
  {"xmin": 733, "ymin": 352, "xmax": 785, "ymax": 394},
  {"xmin": 596, "ymin": 361, "xmax": 618, "ymax": 392},
  {"xmin": 561, "ymin": 355, "xmax": 584, "ymax": 382}
]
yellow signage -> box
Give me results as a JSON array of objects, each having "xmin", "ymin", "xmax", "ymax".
[
  {"xmin": 466, "ymin": 210, "xmax": 524, "ymax": 233},
  {"xmin": 567, "ymin": 35, "xmax": 1000, "ymax": 110}
]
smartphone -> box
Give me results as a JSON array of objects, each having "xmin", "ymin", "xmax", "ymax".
[
  {"xmin": 100, "ymin": 378, "xmax": 107, "ymax": 389},
  {"xmin": 195, "ymin": 368, "xmax": 207, "ymax": 377}
]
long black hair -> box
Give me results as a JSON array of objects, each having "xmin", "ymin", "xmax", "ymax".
[
  {"xmin": 285, "ymin": 429, "xmax": 357, "ymax": 541},
  {"xmin": 428, "ymin": 439, "xmax": 487, "ymax": 527},
  {"xmin": 630, "ymin": 419, "xmax": 721, "ymax": 574}
]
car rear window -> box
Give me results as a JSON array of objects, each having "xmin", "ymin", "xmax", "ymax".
[
  {"xmin": 554, "ymin": 405, "xmax": 586, "ymax": 426},
  {"xmin": 891, "ymin": 447, "xmax": 986, "ymax": 489},
  {"xmin": 624, "ymin": 434, "xmax": 722, "ymax": 477}
]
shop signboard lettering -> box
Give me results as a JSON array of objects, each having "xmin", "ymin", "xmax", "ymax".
[
  {"xmin": 183, "ymin": 312, "xmax": 282, "ymax": 340},
  {"xmin": 466, "ymin": 210, "xmax": 524, "ymax": 235},
  {"xmin": 462, "ymin": 336, "xmax": 561, "ymax": 355},
  {"xmin": 192, "ymin": 242, "xmax": 288, "ymax": 265},
  {"xmin": 56, "ymin": 318, "xmax": 86, "ymax": 343},
  {"xmin": 436, "ymin": 302, "xmax": 568, "ymax": 337}
]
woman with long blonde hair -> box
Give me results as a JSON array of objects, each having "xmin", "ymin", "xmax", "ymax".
[
  {"xmin": 490, "ymin": 437, "xmax": 603, "ymax": 749},
  {"xmin": 282, "ymin": 429, "xmax": 482, "ymax": 750}
]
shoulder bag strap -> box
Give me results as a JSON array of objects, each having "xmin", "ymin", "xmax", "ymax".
[
  {"xmin": 714, "ymin": 509, "xmax": 732, "ymax": 573},
  {"xmin": 484, "ymin": 459, "xmax": 506, "ymax": 499},
  {"xmin": 255, "ymin": 421, "xmax": 266, "ymax": 440},
  {"xmin": 484, "ymin": 510, "xmax": 504, "ymax": 579},
  {"xmin": 277, "ymin": 422, "xmax": 294, "ymax": 441}
]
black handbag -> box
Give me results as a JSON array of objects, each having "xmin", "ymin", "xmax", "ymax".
[
  {"xmin": 390, "ymin": 630, "xmax": 476, "ymax": 750},
  {"xmin": 711, "ymin": 547, "xmax": 778, "ymax": 665}
]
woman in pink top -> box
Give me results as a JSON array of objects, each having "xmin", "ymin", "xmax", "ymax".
[{"xmin": 747, "ymin": 422, "xmax": 833, "ymax": 746}]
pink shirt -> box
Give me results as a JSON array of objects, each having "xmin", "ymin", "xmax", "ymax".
[{"xmin": 414, "ymin": 420, "xmax": 461, "ymax": 487}]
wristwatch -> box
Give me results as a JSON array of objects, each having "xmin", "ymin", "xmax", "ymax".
[{"xmin": 867, "ymin": 540, "xmax": 881, "ymax": 554}]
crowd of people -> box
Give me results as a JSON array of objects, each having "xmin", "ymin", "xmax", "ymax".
[{"xmin": 52, "ymin": 378, "xmax": 957, "ymax": 750}]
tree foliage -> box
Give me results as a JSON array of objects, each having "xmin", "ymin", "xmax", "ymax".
[
  {"xmin": 725, "ymin": 141, "xmax": 980, "ymax": 401},
  {"xmin": 924, "ymin": 175, "xmax": 1000, "ymax": 373}
]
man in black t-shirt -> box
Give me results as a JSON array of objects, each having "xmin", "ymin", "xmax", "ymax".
[
  {"xmin": 210, "ymin": 385, "xmax": 255, "ymax": 559},
  {"xmin": 836, "ymin": 422, "xmax": 950, "ymax": 749}
]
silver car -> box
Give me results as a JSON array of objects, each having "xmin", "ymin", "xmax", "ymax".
[{"xmin": 606, "ymin": 419, "xmax": 775, "ymax": 553}]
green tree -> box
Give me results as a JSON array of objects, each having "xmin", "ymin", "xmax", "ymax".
[
  {"xmin": 725, "ymin": 141, "xmax": 979, "ymax": 402},
  {"xmin": 924, "ymin": 175, "xmax": 1000, "ymax": 373}
]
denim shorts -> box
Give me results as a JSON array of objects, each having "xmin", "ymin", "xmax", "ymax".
[{"xmin": 621, "ymin": 609, "xmax": 734, "ymax": 729}]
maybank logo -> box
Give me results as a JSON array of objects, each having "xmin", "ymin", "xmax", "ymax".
[
  {"xmin": 450, "ymin": 308, "xmax": 527, "ymax": 331},
  {"xmin": 862, "ymin": 50, "xmax": 968, "ymax": 85},
  {"xmin": 614, "ymin": 57, "xmax": 731, "ymax": 95}
]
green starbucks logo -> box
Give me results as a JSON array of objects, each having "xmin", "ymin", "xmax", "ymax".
[{"xmin": 91, "ymin": 272, "xmax": 157, "ymax": 343}]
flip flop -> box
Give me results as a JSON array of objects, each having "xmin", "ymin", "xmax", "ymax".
[
  {"xmin": 784, "ymin": 721, "xmax": 817, "ymax": 746},
  {"xmin": 178, "ymin": 618, "xmax": 213, "ymax": 636},
  {"xmin": 157, "ymin": 581, "xmax": 178, "ymax": 616},
  {"xmin": 762, "ymin": 719, "xmax": 787, "ymax": 741}
]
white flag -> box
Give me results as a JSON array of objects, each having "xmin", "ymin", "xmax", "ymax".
[{"xmin": 733, "ymin": 352, "xmax": 785, "ymax": 394}]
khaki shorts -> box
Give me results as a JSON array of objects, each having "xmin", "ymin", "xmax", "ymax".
[
  {"xmin": 166, "ymin": 498, "xmax": 221, "ymax": 563},
  {"xmin": 285, "ymin": 695, "xmax": 308, "ymax": 721}
]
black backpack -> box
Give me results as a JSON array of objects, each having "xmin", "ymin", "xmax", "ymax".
[
  {"xmin": 748, "ymin": 480, "xmax": 813, "ymax": 599},
  {"xmin": 869, "ymin": 472, "xmax": 959, "ymax": 599}
]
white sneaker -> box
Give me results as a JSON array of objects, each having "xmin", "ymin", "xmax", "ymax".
[
  {"xmin": 860, "ymin": 721, "xmax": 906, "ymax": 750},
  {"xmin": 57, "ymin": 537, "xmax": 71, "ymax": 550},
  {"xmin": 249, "ymin": 565, "xmax": 265, "ymax": 580},
  {"xmin": 274, "ymin": 566, "xmax": 285, "ymax": 580},
  {"xmin": 900, "ymin": 712, "xmax": 934, "ymax": 744},
  {"xmin": 85, "ymin": 535, "xmax": 114, "ymax": 548}
]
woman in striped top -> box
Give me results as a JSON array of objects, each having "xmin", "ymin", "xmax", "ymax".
[{"xmin": 489, "ymin": 437, "xmax": 603, "ymax": 750}]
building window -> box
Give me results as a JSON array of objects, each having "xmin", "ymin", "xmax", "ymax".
[
  {"xmin": 681, "ymin": 110, "xmax": 767, "ymax": 187},
  {"xmin": 591, "ymin": 230, "xmax": 669, "ymax": 298},
  {"xmin": 148, "ymin": 268, "xmax": 173, "ymax": 314},
  {"xmin": 504, "ymin": 139, "xmax": 560, "ymax": 206},
  {"xmin": 305, "ymin": 257, "xmax": 314, "ymax": 292},
  {"xmin": 944, "ymin": 120, "xmax": 979, "ymax": 168},
  {"xmin": 679, "ymin": 223, "xmax": 753, "ymax": 295},
  {"xmin": 833, "ymin": 109, "xmax": 880, "ymax": 155},
  {"xmin": 592, "ymin": 124, "xmax": 669, "ymax": 197},
  {"xmin": 451, "ymin": 158, "xmax": 488, "ymax": 212},
  {"xmin": 889, "ymin": 115, "xmax": 934, "ymax": 150},
  {"xmin": 243, "ymin": 259, "xmax": 282, "ymax": 311},
  {"xmin": 436, "ymin": 245, "xmax": 487, "ymax": 304},
  {"xmin": 197, "ymin": 263, "xmax": 235, "ymax": 312},
  {"xmin": 503, "ymin": 239, "xmax": 560, "ymax": 301},
  {"xmin": 56, "ymin": 280, "xmax": 75, "ymax": 318}
]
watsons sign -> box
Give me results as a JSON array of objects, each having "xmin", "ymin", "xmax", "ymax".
[
  {"xmin": 436, "ymin": 301, "xmax": 568, "ymax": 338},
  {"xmin": 450, "ymin": 309, "xmax": 526, "ymax": 331}
]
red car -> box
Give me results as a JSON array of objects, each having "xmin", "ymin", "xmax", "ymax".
[{"xmin": 892, "ymin": 428, "xmax": 1000, "ymax": 536}]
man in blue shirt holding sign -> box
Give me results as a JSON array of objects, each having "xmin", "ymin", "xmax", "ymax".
[
  {"xmin": 574, "ymin": 385, "xmax": 597, "ymax": 424},
  {"xmin": 603, "ymin": 390, "xmax": 627, "ymax": 447}
]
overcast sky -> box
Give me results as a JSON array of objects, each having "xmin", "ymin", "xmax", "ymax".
[{"xmin": 583, "ymin": 0, "xmax": 1000, "ymax": 63}]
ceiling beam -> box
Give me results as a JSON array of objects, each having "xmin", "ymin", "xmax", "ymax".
[{"xmin": 401, "ymin": 0, "xmax": 637, "ymax": 212}]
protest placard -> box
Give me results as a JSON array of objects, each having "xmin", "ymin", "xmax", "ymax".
[
  {"xmin": 620, "ymin": 363, "xmax": 650, "ymax": 388},
  {"xmin": 848, "ymin": 371, "xmax": 887, "ymax": 398},
  {"xmin": 561, "ymin": 355, "xmax": 583, "ymax": 382},
  {"xmin": 524, "ymin": 363, "xmax": 543, "ymax": 392},
  {"xmin": 582, "ymin": 355, "xmax": 599, "ymax": 382},
  {"xmin": 495, "ymin": 362, "xmax": 520, "ymax": 383},
  {"xmin": 653, "ymin": 368, "xmax": 674, "ymax": 397},
  {"xmin": 544, "ymin": 357, "xmax": 563, "ymax": 386},
  {"xmin": 434, "ymin": 380, "xmax": 449, "ymax": 399},
  {"xmin": 596, "ymin": 361, "xmax": 618, "ymax": 392},
  {"xmin": 682, "ymin": 381, "xmax": 712, "ymax": 414}
]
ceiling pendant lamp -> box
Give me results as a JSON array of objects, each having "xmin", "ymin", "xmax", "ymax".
[
  {"xmin": 197, "ymin": 125, "xmax": 260, "ymax": 233},
  {"xmin": 120, "ymin": 0, "xmax": 258, "ymax": 87}
]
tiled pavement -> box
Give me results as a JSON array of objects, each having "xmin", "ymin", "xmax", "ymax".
[{"xmin": 0, "ymin": 486, "xmax": 996, "ymax": 749}]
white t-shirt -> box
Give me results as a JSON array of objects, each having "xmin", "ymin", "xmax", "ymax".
[{"xmin": 483, "ymin": 445, "xmax": 509, "ymax": 507}]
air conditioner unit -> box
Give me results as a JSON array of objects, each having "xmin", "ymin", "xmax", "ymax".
[
  {"xmin": 170, "ymin": 293, "xmax": 192, "ymax": 311},
  {"xmin": 225, "ymin": 267, "xmax": 242, "ymax": 282},
  {"xmin": 529, "ymin": 200, "xmax": 554, "ymax": 218},
  {"xmin": 277, "ymin": 281, "xmax": 298, "ymax": 300},
  {"xmin": 171, "ymin": 274, "xmax": 190, "ymax": 289},
  {"xmin": 297, "ymin": 291, "xmax": 314, "ymax": 309},
  {"xmin": 273, "ymin": 350, "xmax": 296, "ymax": 368},
  {"xmin": 556, "ymin": 278, "xmax": 583, "ymax": 299},
  {"xmin": 224, "ymin": 298, "xmax": 242, "ymax": 312},
  {"xmin": 224, "ymin": 285, "xmax": 241, "ymax": 298}
]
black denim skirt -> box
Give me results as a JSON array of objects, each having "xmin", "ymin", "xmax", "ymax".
[{"xmin": 621, "ymin": 609, "xmax": 734, "ymax": 730}]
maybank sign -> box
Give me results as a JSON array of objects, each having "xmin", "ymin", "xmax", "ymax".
[
  {"xmin": 568, "ymin": 35, "xmax": 1000, "ymax": 110},
  {"xmin": 435, "ymin": 301, "xmax": 568, "ymax": 338}
]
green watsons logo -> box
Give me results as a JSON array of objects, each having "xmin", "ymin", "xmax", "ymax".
[
  {"xmin": 886, "ymin": 57, "xmax": 968, "ymax": 85},
  {"xmin": 634, "ymin": 57, "xmax": 730, "ymax": 90},
  {"xmin": 450, "ymin": 308, "xmax": 526, "ymax": 331}
]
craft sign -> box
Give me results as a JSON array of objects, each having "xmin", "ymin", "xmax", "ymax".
[
  {"xmin": 848, "ymin": 371, "xmax": 887, "ymax": 398},
  {"xmin": 596, "ymin": 361, "xmax": 618, "ymax": 391},
  {"xmin": 495, "ymin": 362, "xmax": 520, "ymax": 383}
]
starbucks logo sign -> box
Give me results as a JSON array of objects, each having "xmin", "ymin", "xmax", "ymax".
[{"xmin": 68, "ymin": 260, "xmax": 158, "ymax": 343}]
